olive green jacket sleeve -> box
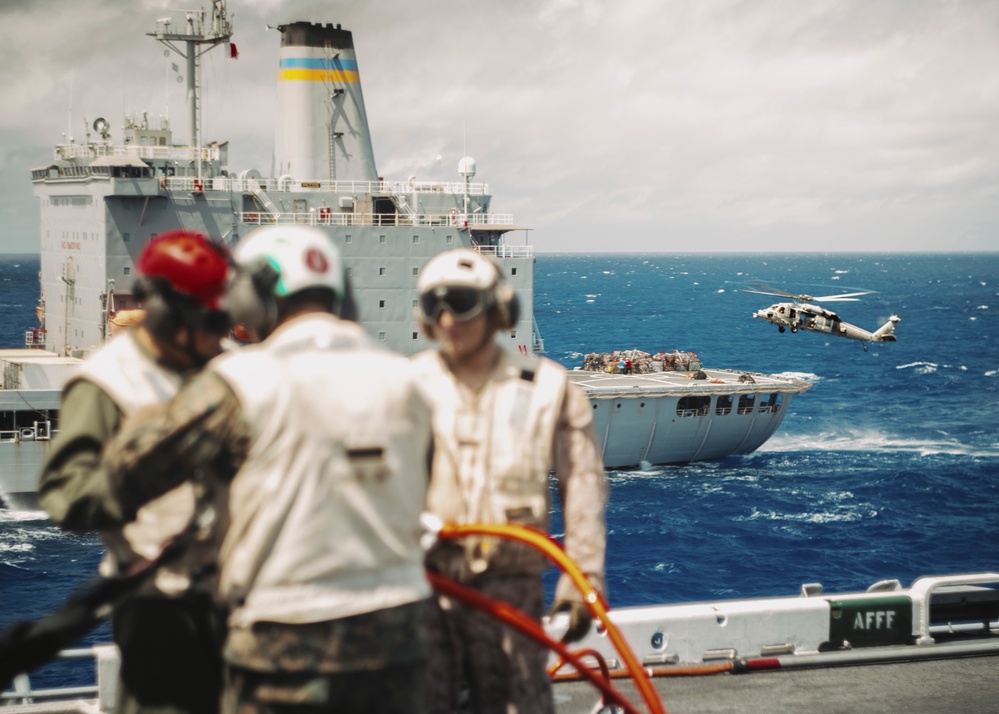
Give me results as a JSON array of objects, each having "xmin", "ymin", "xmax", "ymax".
[{"xmin": 38, "ymin": 380, "xmax": 127, "ymax": 531}]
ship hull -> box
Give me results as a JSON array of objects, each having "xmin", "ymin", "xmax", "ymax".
[{"xmin": 570, "ymin": 368, "xmax": 811, "ymax": 469}]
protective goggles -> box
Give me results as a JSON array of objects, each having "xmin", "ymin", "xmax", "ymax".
[{"xmin": 419, "ymin": 286, "xmax": 489, "ymax": 323}]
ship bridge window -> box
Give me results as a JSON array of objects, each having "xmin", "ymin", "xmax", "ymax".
[
  {"xmin": 446, "ymin": 235, "xmax": 453, "ymax": 244},
  {"xmin": 511, "ymin": 267, "xmax": 518, "ymax": 276},
  {"xmin": 412, "ymin": 267, "xmax": 419, "ymax": 277},
  {"xmin": 345, "ymin": 234, "xmax": 352, "ymax": 243},
  {"xmin": 379, "ymin": 300, "xmax": 386, "ymax": 309},
  {"xmin": 123, "ymin": 267, "xmax": 131, "ymax": 276},
  {"xmin": 412, "ymin": 235, "xmax": 419, "ymax": 244},
  {"xmin": 379, "ymin": 267, "xmax": 386, "ymax": 276},
  {"xmin": 677, "ymin": 396, "xmax": 710, "ymax": 417},
  {"xmin": 379, "ymin": 235, "xmax": 386, "ymax": 244},
  {"xmin": 716, "ymin": 395, "xmax": 733, "ymax": 416},
  {"xmin": 737, "ymin": 394, "xmax": 756, "ymax": 415}
]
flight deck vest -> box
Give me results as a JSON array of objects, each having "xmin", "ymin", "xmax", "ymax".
[
  {"xmin": 70, "ymin": 330, "xmax": 202, "ymax": 595},
  {"xmin": 412, "ymin": 349, "xmax": 568, "ymax": 580},
  {"xmin": 211, "ymin": 313, "xmax": 432, "ymax": 628}
]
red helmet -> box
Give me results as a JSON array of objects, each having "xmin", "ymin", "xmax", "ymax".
[{"xmin": 136, "ymin": 230, "xmax": 230, "ymax": 309}]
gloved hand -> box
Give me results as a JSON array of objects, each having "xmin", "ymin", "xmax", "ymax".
[{"xmin": 549, "ymin": 599, "xmax": 593, "ymax": 644}]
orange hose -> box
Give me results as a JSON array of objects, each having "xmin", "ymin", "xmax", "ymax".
[
  {"xmin": 427, "ymin": 572, "xmax": 642, "ymax": 714},
  {"xmin": 435, "ymin": 522, "xmax": 667, "ymax": 714},
  {"xmin": 552, "ymin": 661, "xmax": 735, "ymax": 681}
]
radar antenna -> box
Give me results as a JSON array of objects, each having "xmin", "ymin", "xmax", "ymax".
[{"xmin": 148, "ymin": 0, "xmax": 234, "ymax": 155}]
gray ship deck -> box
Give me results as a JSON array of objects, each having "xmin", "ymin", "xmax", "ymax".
[{"xmin": 553, "ymin": 650, "xmax": 999, "ymax": 713}]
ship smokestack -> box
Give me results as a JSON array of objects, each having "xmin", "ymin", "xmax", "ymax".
[{"xmin": 272, "ymin": 22, "xmax": 378, "ymax": 183}]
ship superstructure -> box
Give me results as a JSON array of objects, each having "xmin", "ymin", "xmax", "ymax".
[{"xmin": 30, "ymin": 2, "xmax": 538, "ymax": 360}]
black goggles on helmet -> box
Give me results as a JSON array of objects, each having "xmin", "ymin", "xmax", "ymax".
[{"xmin": 419, "ymin": 286, "xmax": 488, "ymax": 323}]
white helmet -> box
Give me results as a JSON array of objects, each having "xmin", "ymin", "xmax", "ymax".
[
  {"xmin": 223, "ymin": 226, "xmax": 349, "ymax": 337},
  {"xmin": 417, "ymin": 248, "xmax": 519, "ymax": 330},
  {"xmin": 233, "ymin": 226, "xmax": 345, "ymax": 299}
]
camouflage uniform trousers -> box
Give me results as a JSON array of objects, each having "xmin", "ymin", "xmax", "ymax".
[
  {"xmin": 221, "ymin": 600, "xmax": 429, "ymax": 714},
  {"xmin": 424, "ymin": 573, "xmax": 555, "ymax": 714}
]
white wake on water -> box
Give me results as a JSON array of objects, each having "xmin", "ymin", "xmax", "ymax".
[{"xmin": 761, "ymin": 428, "xmax": 999, "ymax": 458}]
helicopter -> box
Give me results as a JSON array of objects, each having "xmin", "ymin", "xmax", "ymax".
[{"xmin": 742, "ymin": 285, "xmax": 900, "ymax": 351}]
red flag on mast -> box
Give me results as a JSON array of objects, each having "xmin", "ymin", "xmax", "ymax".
[{"xmin": 229, "ymin": 42, "xmax": 239, "ymax": 59}]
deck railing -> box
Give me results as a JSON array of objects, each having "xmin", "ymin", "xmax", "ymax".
[{"xmin": 237, "ymin": 211, "xmax": 517, "ymax": 230}]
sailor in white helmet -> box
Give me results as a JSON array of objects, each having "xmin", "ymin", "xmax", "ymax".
[
  {"xmin": 412, "ymin": 248, "xmax": 608, "ymax": 714},
  {"xmin": 103, "ymin": 226, "xmax": 434, "ymax": 714}
]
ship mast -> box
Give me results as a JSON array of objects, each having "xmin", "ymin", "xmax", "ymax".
[{"xmin": 149, "ymin": 0, "xmax": 234, "ymax": 175}]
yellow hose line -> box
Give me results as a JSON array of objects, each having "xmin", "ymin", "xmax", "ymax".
[{"xmin": 437, "ymin": 522, "xmax": 667, "ymax": 714}]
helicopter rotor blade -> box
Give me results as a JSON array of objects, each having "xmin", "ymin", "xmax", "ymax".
[
  {"xmin": 811, "ymin": 290, "xmax": 875, "ymax": 302},
  {"xmin": 740, "ymin": 289, "xmax": 792, "ymax": 299}
]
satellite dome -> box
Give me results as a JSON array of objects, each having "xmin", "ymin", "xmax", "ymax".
[{"xmin": 458, "ymin": 156, "xmax": 476, "ymax": 178}]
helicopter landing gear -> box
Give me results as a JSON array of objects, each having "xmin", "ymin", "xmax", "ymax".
[
  {"xmin": 790, "ymin": 325, "xmax": 798, "ymax": 333},
  {"xmin": 778, "ymin": 326, "xmax": 786, "ymax": 333},
  {"xmin": 863, "ymin": 343, "xmax": 869, "ymax": 352}
]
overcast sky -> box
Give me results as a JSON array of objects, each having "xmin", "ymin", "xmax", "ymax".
[{"xmin": 1, "ymin": 0, "xmax": 997, "ymax": 253}]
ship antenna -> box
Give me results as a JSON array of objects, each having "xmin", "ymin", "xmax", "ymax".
[
  {"xmin": 66, "ymin": 68, "xmax": 75, "ymax": 143},
  {"xmin": 149, "ymin": 1, "xmax": 234, "ymax": 173}
]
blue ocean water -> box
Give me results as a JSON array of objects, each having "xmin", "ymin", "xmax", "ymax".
[{"xmin": 1, "ymin": 252, "xmax": 998, "ymax": 688}]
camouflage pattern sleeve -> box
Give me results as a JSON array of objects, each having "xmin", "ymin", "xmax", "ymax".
[
  {"xmin": 104, "ymin": 370, "xmax": 251, "ymax": 522},
  {"xmin": 552, "ymin": 380, "xmax": 608, "ymax": 603}
]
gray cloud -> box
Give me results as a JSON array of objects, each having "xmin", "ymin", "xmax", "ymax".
[{"xmin": 1, "ymin": 0, "xmax": 996, "ymax": 253}]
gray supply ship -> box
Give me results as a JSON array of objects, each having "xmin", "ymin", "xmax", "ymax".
[{"xmin": 0, "ymin": 0, "xmax": 811, "ymax": 504}]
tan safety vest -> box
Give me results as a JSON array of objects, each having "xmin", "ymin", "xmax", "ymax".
[
  {"xmin": 412, "ymin": 349, "xmax": 567, "ymax": 580},
  {"xmin": 71, "ymin": 330, "xmax": 203, "ymax": 595},
  {"xmin": 211, "ymin": 313, "xmax": 432, "ymax": 627}
]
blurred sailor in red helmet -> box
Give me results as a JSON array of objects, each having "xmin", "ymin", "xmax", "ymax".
[{"xmin": 39, "ymin": 229, "xmax": 232, "ymax": 714}]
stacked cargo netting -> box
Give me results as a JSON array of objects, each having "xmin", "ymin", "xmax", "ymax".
[{"xmin": 581, "ymin": 349, "xmax": 702, "ymax": 374}]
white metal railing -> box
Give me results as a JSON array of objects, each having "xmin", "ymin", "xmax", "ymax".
[
  {"xmin": 237, "ymin": 211, "xmax": 516, "ymax": 230},
  {"xmin": 475, "ymin": 244, "xmax": 534, "ymax": 259},
  {"xmin": 2, "ymin": 645, "xmax": 119, "ymax": 710},
  {"xmin": 54, "ymin": 143, "xmax": 220, "ymax": 163},
  {"xmin": 170, "ymin": 176, "xmax": 490, "ymax": 196},
  {"xmin": 0, "ymin": 423, "xmax": 53, "ymax": 443}
]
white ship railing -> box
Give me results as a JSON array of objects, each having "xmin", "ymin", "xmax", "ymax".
[
  {"xmin": 0, "ymin": 422, "xmax": 53, "ymax": 443},
  {"xmin": 54, "ymin": 143, "xmax": 221, "ymax": 163},
  {"xmin": 237, "ymin": 211, "xmax": 518, "ymax": 231},
  {"xmin": 168, "ymin": 176, "xmax": 491, "ymax": 196},
  {"xmin": 1, "ymin": 645, "xmax": 118, "ymax": 711},
  {"xmin": 474, "ymin": 244, "xmax": 535, "ymax": 259}
]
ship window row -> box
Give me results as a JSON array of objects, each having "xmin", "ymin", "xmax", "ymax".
[
  {"xmin": 672, "ymin": 394, "xmax": 784, "ymax": 417},
  {"xmin": 49, "ymin": 196, "xmax": 93, "ymax": 208}
]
